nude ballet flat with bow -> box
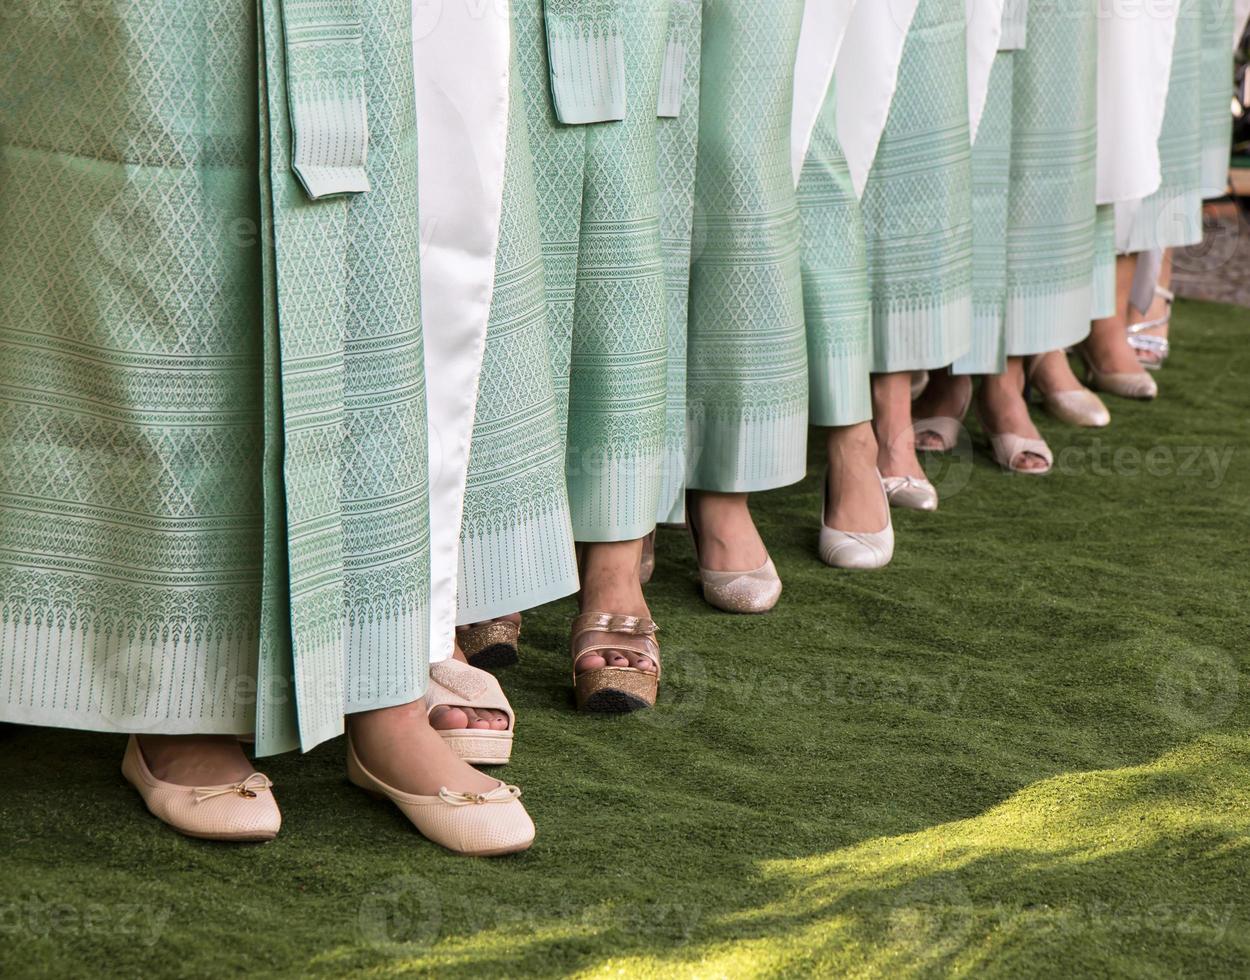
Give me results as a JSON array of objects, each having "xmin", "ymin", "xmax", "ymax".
[
  {"xmin": 819, "ymin": 471, "xmax": 895, "ymax": 570},
  {"xmin": 571, "ymin": 612, "xmax": 661, "ymax": 712},
  {"xmin": 882, "ymin": 475, "xmax": 939, "ymax": 512},
  {"xmin": 346, "ymin": 737, "xmax": 534, "ymax": 857},
  {"xmin": 121, "ymin": 736, "xmax": 281, "ymax": 842},
  {"xmin": 427, "ymin": 659, "xmax": 515, "ymax": 766}
]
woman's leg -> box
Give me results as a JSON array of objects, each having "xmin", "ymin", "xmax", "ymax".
[
  {"xmin": 824, "ymin": 422, "xmax": 889, "ymax": 532},
  {"xmin": 872, "ymin": 372, "xmax": 929, "ymax": 482},
  {"xmin": 1079, "ymin": 253, "xmax": 1159, "ymax": 398},
  {"xmin": 976, "ymin": 357, "xmax": 1050, "ymax": 471},
  {"xmin": 1128, "ymin": 248, "xmax": 1174, "ymax": 366},
  {"xmin": 685, "ymin": 492, "xmax": 769, "ymax": 574}
]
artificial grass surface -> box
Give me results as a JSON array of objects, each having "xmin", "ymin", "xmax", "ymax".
[{"xmin": 2, "ymin": 299, "xmax": 1248, "ymax": 978}]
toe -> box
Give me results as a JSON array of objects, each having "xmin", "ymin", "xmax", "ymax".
[
  {"xmin": 461, "ymin": 708, "xmax": 494, "ymax": 731},
  {"xmin": 602, "ymin": 651, "xmax": 631, "ymax": 668},
  {"xmin": 429, "ymin": 706, "xmax": 470, "ymax": 732},
  {"xmin": 625, "ymin": 652, "xmax": 656, "ymax": 674},
  {"xmin": 575, "ymin": 653, "xmax": 608, "ymax": 674}
]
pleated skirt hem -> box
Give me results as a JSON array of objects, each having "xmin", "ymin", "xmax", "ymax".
[
  {"xmin": 456, "ymin": 507, "xmax": 580, "ymax": 625},
  {"xmin": 686, "ymin": 407, "xmax": 809, "ymax": 494},
  {"xmin": 870, "ymin": 294, "xmax": 974, "ymax": 374},
  {"xmin": 1005, "ymin": 283, "xmax": 1093, "ymax": 357},
  {"xmin": 808, "ymin": 349, "xmax": 873, "ymax": 428}
]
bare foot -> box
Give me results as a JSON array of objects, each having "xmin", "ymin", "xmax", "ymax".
[
  {"xmin": 911, "ymin": 369, "xmax": 972, "ymax": 450},
  {"xmin": 136, "ymin": 735, "xmax": 257, "ymax": 786},
  {"xmin": 575, "ymin": 539, "xmax": 657, "ymax": 677},
  {"xmin": 348, "ymin": 700, "xmax": 500, "ymax": 798},
  {"xmin": 824, "ymin": 422, "xmax": 889, "ymax": 533},
  {"xmin": 872, "ymin": 372, "xmax": 928, "ymax": 481}
]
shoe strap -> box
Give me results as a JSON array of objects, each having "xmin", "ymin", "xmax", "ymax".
[
  {"xmin": 427, "ymin": 660, "xmax": 515, "ymax": 729},
  {"xmin": 989, "ymin": 432, "xmax": 1053, "ymax": 471},
  {"xmin": 570, "ymin": 612, "xmax": 661, "ymax": 679}
]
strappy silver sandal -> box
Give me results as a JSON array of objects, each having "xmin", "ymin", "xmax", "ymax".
[{"xmin": 1127, "ymin": 285, "xmax": 1173, "ymax": 370}]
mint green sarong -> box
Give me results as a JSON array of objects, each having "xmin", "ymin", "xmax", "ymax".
[
  {"xmin": 1118, "ymin": 0, "xmax": 1203, "ymax": 252},
  {"xmin": 954, "ymin": 48, "xmax": 1016, "ymax": 376},
  {"xmin": 517, "ymin": 0, "xmax": 670, "ymax": 542},
  {"xmin": 686, "ymin": 0, "xmax": 809, "ymax": 493},
  {"xmin": 1200, "ymin": 0, "xmax": 1236, "ymax": 198},
  {"xmin": 1005, "ymin": 0, "xmax": 1098, "ymax": 357},
  {"xmin": 862, "ymin": 0, "xmax": 974, "ymax": 374},
  {"xmin": 797, "ymin": 78, "xmax": 872, "ymax": 426},
  {"xmin": 655, "ymin": 0, "xmax": 702, "ymax": 525},
  {"xmin": 458, "ymin": 33, "xmax": 579, "ymax": 624},
  {"xmin": 1, "ymin": 0, "xmax": 431, "ymax": 756}
]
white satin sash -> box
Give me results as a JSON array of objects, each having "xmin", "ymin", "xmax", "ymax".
[
  {"xmin": 792, "ymin": 0, "xmax": 862, "ymax": 185},
  {"xmin": 966, "ymin": 0, "xmax": 1007, "ymax": 144},
  {"xmin": 413, "ymin": 2, "xmax": 512, "ymax": 662},
  {"xmin": 836, "ymin": 0, "xmax": 922, "ymax": 197},
  {"xmin": 1096, "ymin": 0, "xmax": 1180, "ymax": 205}
]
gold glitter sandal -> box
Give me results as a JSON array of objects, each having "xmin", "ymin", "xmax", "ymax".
[
  {"xmin": 457, "ymin": 619, "xmax": 520, "ymax": 670},
  {"xmin": 570, "ymin": 612, "xmax": 661, "ymax": 713},
  {"xmin": 428, "ymin": 660, "xmax": 515, "ymax": 765}
]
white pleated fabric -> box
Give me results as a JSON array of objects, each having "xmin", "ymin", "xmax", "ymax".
[
  {"xmin": 792, "ymin": 0, "xmax": 861, "ymax": 185},
  {"xmin": 1096, "ymin": 0, "xmax": 1179, "ymax": 207},
  {"xmin": 966, "ymin": 0, "xmax": 1007, "ymax": 143},
  {"xmin": 836, "ymin": 0, "xmax": 922, "ymax": 196},
  {"xmin": 414, "ymin": 5, "xmax": 512, "ymax": 663}
]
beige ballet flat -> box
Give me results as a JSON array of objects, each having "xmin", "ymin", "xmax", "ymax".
[
  {"xmin": 571, "ymin": 612, "xmax": 661, "ymax": 712},
  {"xmin": 1080, "ymin": 349, "xmax": 1158, "ymax": 400},
  {"xmin": 121, "ymin": 736, "xmax": 280, "ymax": 842},
  {"xmin": 819, "ymin": 471, "xmax": 894, "ymax": 570},
  {"xmin": 457, "ymin": 619, "xmax": 519, "ymax": 670},
  {"xmin": 427, "ymin": 659, "xmax": 515, "ymax": 766},
  {"xmin": 346, "ymin": 736, "xmax": 534, "ymax": 857},
  {"xmin": 914, "ymin": 379, "xmax": 972, "ymax": 452},
  {"xmin": 882, "ymin": 475, "xmax": 939, "ymax": 512}
]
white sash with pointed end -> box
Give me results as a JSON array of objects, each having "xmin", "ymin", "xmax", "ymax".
[
  {"xmin": 413, "ymin": 3, "xmax": 512, "ymax": 663},
  {"xmin": 835, "ymin": 0, "xmax": 922, "ymax": 198},
  {"xmin": 966, "ymin": 0, "xmax": 1006, "ymax": 145},
  {"xmin": 792, "ymin": 0, "xmax": 862, "ymax": 187}
]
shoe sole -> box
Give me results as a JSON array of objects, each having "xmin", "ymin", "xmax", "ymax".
[{"xmin": 465, "ymin": 643, "xmax": 519, "ymax": 671}]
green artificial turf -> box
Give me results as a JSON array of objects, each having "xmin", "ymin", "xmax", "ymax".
[{"xmin": 2, "ymin": 299, "xmax": 1248, "ymax": 979}]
